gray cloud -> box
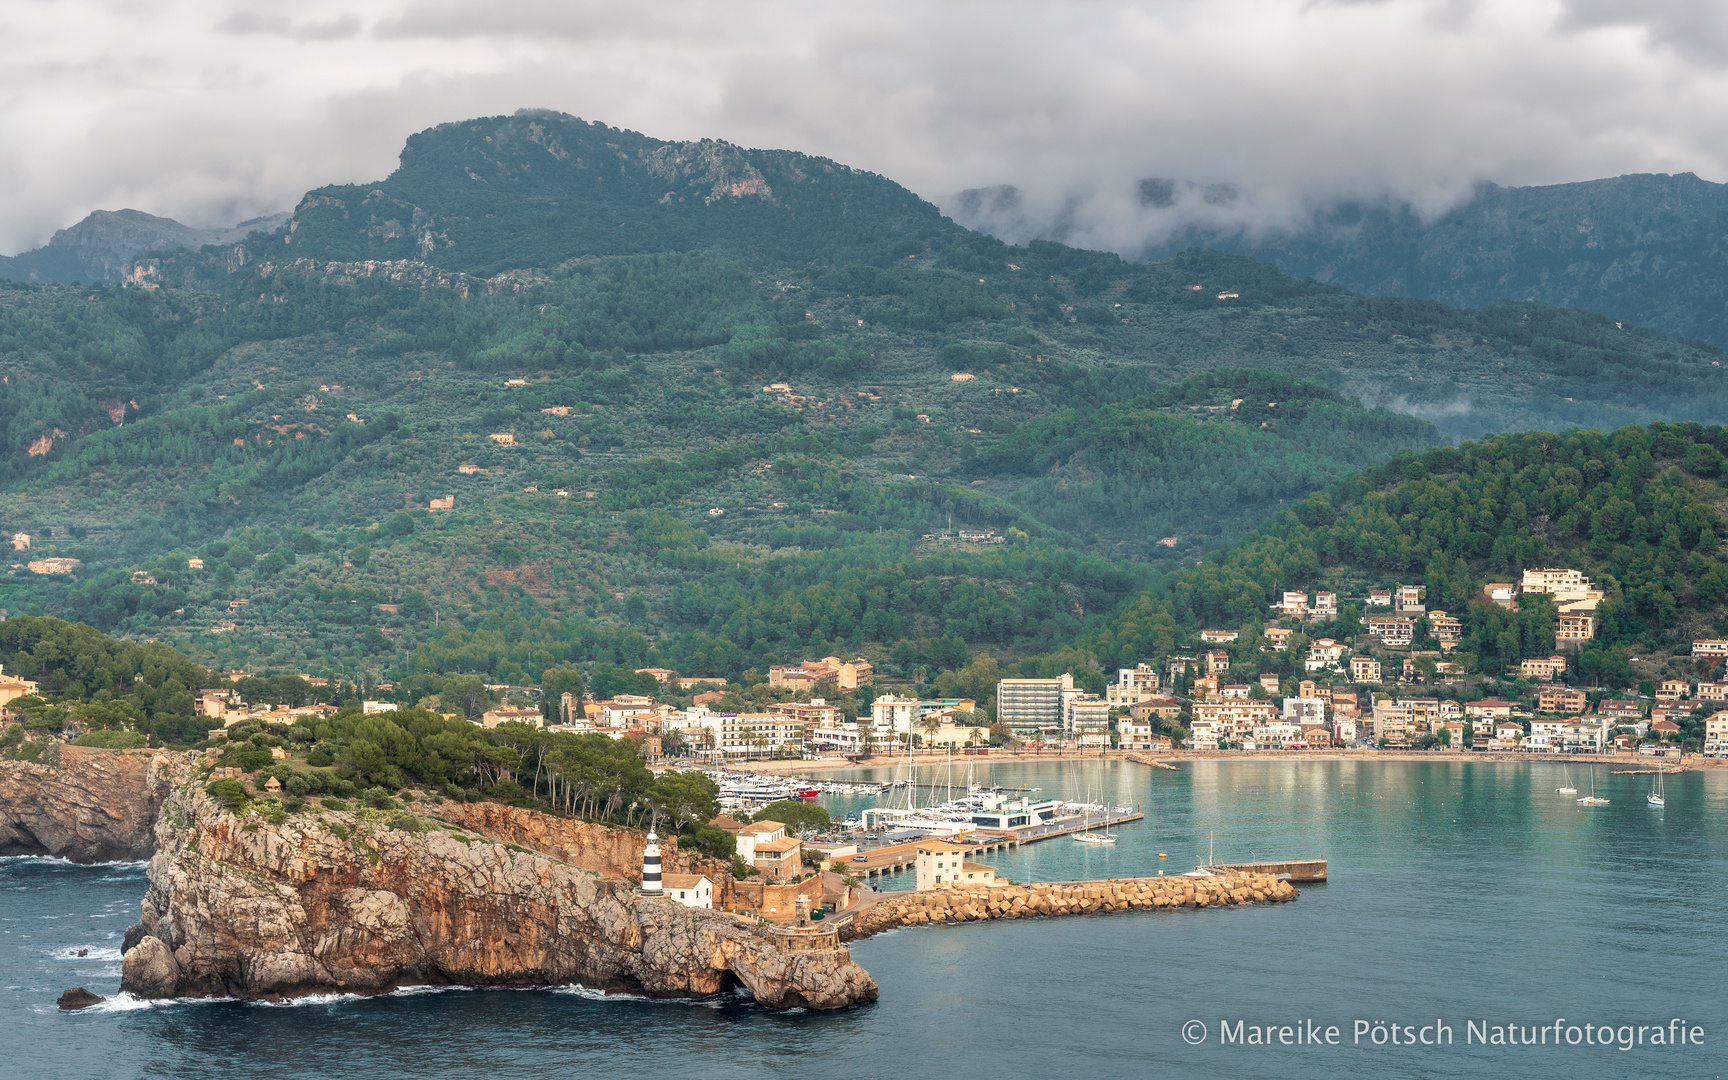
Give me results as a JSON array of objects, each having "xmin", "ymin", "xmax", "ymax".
[
  {"xmin": 218, "ymin": 11, "xmax": 364, "ymax": 42},
  {"xmin": 2, "ymin": 0, "xmax": 1725, "ymax": 259}
]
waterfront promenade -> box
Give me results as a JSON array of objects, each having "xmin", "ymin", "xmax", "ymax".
[{"xmin": 734, "ymin": 747, "xmax": 1721, "ymax": 775}]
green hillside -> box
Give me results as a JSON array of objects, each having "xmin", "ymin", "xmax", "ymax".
[
  {"xmin": 1087, "ymin": 421, "xmax": 1728, "ymax": 695},
  {"xmin": 2, "ymin": 111, "xmax": 1727, "ymax": 688}
]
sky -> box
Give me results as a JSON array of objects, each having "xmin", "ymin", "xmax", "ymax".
[{"xmin": 4, "ymin": 0, "xmax": 1727, "ymax": 256}]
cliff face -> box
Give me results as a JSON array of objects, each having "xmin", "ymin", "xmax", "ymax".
[
  {"xmin": 120, "ymin": 784, "xmax": 877, "ymax": 1010},
  {"xmin": 429, "ymin": 801, "xmax": 730, "ymax": 884},
  {"xmin": 0, "ymin": 747, "xmax": 173, "ymax": 862}
]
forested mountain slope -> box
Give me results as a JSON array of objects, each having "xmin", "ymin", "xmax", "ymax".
[
  {"xmin": 1, "ymin": 111, "xmax": 1724, "ymax": 686},
  {"xmin": 1151, "ymin": 172, "xmax": 1728, "ymax": 350},
  {"xmin": 1087, "ymin": 422, "xmax": 1728, "ymax": 691}
]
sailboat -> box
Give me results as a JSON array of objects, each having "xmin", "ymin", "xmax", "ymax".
[
  {"xmin": 1578, "ymin": 765, "xmax": 1609, "ymax": 806},
  {"xmin": 1556, "ymin": 764, "xmax": 1577, "ymax": 795},
  {"xmin": 1648, "ymin": 766, "xmax": 1666, "ymax": 807},
  {"xmin": 1073, "ymin": 774, "xmax": 1117, "ymax": 844}
]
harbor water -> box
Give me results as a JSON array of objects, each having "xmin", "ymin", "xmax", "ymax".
[{"xmin": 4, "ymin": 759, "xmax": 1725, "ymax": 1079}]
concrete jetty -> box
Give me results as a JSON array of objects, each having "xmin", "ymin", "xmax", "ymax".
[
  {"xmin": 842, "ymin": 810, "xmax": 1145, "ymax": 880},
  {"xmin": 1209, "ymin": 859, "xmax": 1327, "ymax": 883},
  {"xmin": 842, "ymin": 871, "xmax": 1298, "ymax": 939}
]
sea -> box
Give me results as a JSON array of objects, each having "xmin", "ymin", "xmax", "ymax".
[{"xmin": 4, "ymin": 759, "xmax": 1725, "ymax": 1080}]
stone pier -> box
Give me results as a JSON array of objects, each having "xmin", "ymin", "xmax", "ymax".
[{"xmin": 841, "ymin": 872, "xmax": 1297, "ymax": 939}]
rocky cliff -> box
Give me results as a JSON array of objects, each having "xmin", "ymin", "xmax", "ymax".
[
  {"xmin": 429, "ymin": 800, "xmax": 730, "ymax": 884},
  {"xmin": 119, "ymin": 782, "xmax": 877, "ymax": 1009},
  {"xmin": 0, "ymin": 747, "xmax": 171, "ymax": 862}
]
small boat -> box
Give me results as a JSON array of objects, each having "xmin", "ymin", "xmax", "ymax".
[
  {"xmin": 1556, "ymin": 765, "xmax": 1576, "ymax": 795},
  {"xmin": 1578, "ymin": 767, "xmax": 1609, "ymax": 805},
  {"xmin": 1648, "ymin": 767, "xmax": 1665, "ymax": 807},
  {"xmin": 1074, "ymin": 832, "xmax": 1116, "ymax": 845}
]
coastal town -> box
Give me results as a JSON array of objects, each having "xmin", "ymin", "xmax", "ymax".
[{"xmin": 90, "ymin": 566, "xmax": 1725, "ymax": 772}]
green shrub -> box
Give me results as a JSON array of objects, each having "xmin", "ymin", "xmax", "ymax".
[
  {"xmin": 362, "ymin": 786, "xmax": 397, "ymax": 810},
  {"xmin": 680, "ymin": 824, "xmax": 736, "ymax": 860},
  {"xmin": 384, "ymin": 811, "xmax": 428, "ymax": 833},
  {"xmin": 206, "ymin": 778, "xmax": 250, "ymax": 813},
  {"xmin": 72, "ymin": 729, "xmax": 148, "ymax": 749},
  {"xmin": 321, "ymin": 798, "xmax": 352, "ymax": 812}
]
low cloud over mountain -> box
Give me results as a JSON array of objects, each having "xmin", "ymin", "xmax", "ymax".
[{"xmin": 8, "ymin": 1, "xmax": 1728, "ymax": 261}]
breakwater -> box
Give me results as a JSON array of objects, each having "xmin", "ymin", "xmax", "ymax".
[{"xmin": 842, "ymin": 872, "xmax": 1298, "ymax": 938}]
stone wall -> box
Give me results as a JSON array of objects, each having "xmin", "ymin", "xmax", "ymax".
[{"xmin": 843, "ymin": 873, "xmax": 1297, "ymax": 938}]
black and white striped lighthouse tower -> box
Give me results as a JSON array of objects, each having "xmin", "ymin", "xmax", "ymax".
[{"xmin": 641, "ymin": 830, "xmax": 663, "ymax": 896}]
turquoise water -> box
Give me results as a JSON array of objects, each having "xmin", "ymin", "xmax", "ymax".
[{"xmin": 4, "ymin": 761, "xmax": 1725, "ymax": 1079}]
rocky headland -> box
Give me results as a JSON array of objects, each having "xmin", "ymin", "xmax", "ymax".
[{"xmin": 117, "ymin": 768, "xmax": 875, "ymax": 1008}]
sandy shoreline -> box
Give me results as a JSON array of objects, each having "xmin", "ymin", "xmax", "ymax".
[{"xmin": 728, "ymin": 749, "xmax": 1719, "ymax": 775}]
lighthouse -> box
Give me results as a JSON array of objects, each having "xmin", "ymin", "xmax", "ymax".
[{"xmin": 641, "ymin": 830, "xmax": 663, "ymax": 897}]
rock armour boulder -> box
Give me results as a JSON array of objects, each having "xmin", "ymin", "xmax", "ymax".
[{"xmin": 843, "ymin": 874, "xmax": 1297, "ymax": 938}]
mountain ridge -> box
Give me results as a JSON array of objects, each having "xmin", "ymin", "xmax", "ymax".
[
  {"xmin": 1139, "ymin": 171, "xmax": 1728, "ymax": 348},
  {"xmin": 0, "ymin": 208, "xmax": 289, "ymax": 285}
]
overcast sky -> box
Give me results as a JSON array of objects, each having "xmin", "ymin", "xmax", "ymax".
[{"xmin": 4, "ymin": 0, "xmax": 1727, "ymax": 255}]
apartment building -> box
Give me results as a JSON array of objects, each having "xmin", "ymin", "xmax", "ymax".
[
  {"xmin": 770, "ymin": 699, "xmax": 844, "ymax": 726},
  {"xmin": 1464, "ymin": 699, "xmax": 1515, "ymax": 719},
  {"xmin": 1371, "ymin": 700, "xmax": 1414, "ymax": 745},
  {"xmin": 1106, "ymin": 663, "xmax": 1161, "ymax": 707},
  {"xmin": 1065, "ymin": 695, "xmax": 1112, "ymax": 749},
  {"xmin": 1350, "ymin": 656, "xmax": 1382, "ymax": 683},
  {"xmin": 1305, "ymin": 639, "xmax": 1346, "ymax": 672},
  {"xmin": 1282, "ymin": 697, "xmax": 1326, "ymax": 725},
  {"xmin": 1704, "ymin": 711, "xmax": 1728, "ymax": 757},
  {"xmin": 1519, "ymin": 656, "xmax": 1567, "ymax": 680},
  {"xmin": 1191, "ymin": 700, "xmax": 1278, "ymax": 736},
  {"xmin": 1556, "ymin": 612, "xmax": 1596, "ymax": 644},
  {"xmin": 1536, "ymin": 685, "xmax": 1588, "ymax": 716},
  {"xmin": 1697, "ymin": 681, "xmax": 1728, "ymax": 702},
  {"xmin": 1368, "ymin": 617, "xmax": 1414, "ymax": 647},
  {"xmin": 870, "ymin": 695, "xmax": 920, "ymax": 739},
  {"xmin": 1428, "ymin": 610, "xmax": 1463, "ymax": 649},
  {"xmin": 996, "ymin": 675, "xmax": 1072, "ymax": 737}
]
